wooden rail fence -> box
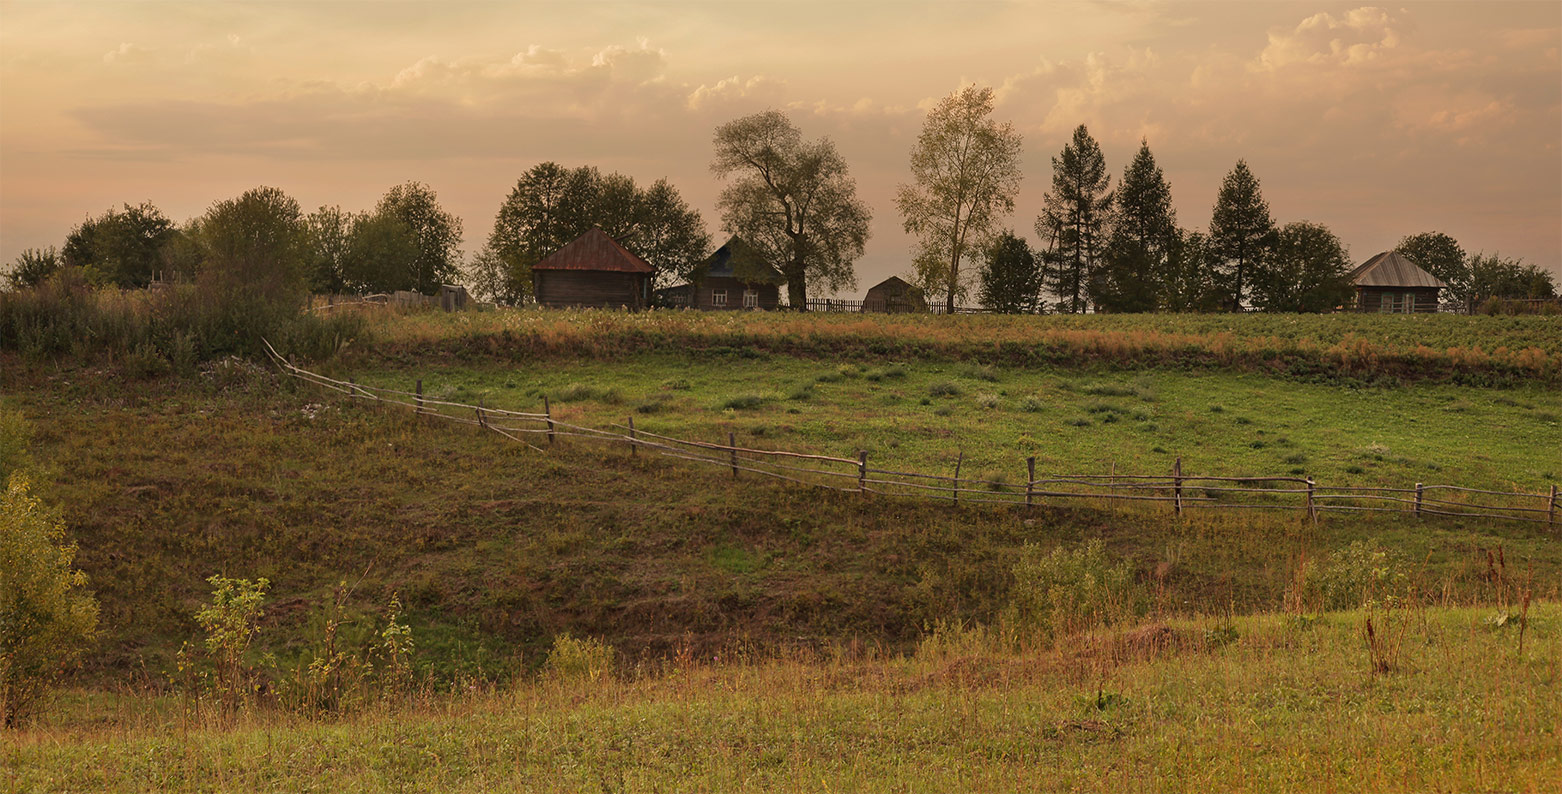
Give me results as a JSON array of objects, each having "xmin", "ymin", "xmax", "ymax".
[{"xmin": 263, "ymin": 342, "xmax": 1561, "ymax": 532}]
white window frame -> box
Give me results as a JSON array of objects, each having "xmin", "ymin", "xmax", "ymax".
[
  {"xmin": 712, "ymin": 289, "xmax": 728, "ymax": 307},
  {"xmin": 742, "ymin": 289, "xmax": 758, "ymax": 308}
]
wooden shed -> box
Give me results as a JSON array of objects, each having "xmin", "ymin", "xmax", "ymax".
[
  {"xmin": 660, "ymin": 236, "xmax": 785, "ymax": 310},
  {"xmin": 533, "ymin": 227, "xmax": 653, "ymax": 310},
  {"xmin": 1349, "ymin": 251, "xmax": 1445, "ymax": 313},
  {"xmin": 863, "ymin": 276, "xmax": 929, "ymax": 313}
]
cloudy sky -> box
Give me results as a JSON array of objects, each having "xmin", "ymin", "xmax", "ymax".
[{"xmin": 2, "ymin": 1, "xmax": 1558, "ymax": 294}]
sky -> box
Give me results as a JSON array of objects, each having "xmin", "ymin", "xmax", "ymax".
[{"xmin": 2, "ymin": 1, "xmax": 1558, "ymax": 295}]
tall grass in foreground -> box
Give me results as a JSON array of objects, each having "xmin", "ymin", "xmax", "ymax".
[{"xmin": 7, "ymin": 604, "xmax": 1557, "ymax": 792}]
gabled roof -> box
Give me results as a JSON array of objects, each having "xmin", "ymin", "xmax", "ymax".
[
  {"xmin": 1350, "ymin": 251, "xmax": 1447, "ymax": 289},
  {"xmin": 533, "ymin": 227, "xmax": 654, "ymax": 274},
  {"xmin": 691, "ymin": 236, "xmax": 785, "ymax": 285},
  {"xmin": 866, "ymin": 276, "xmax": 917, "ymax": 293}
]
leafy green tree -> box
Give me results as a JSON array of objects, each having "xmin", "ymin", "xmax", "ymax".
[
  {"xmin": 4, "ymin": 248, "xmax": 61, "ymax": 292},
  {"xmin": 193, "ymin": 186, "xmax": 310, "ymax": 350},
  {"xmin": 490, "ymin": 163, "xmax": 709, "ymax": 294},
  {"xmin": 61, "ymin": 202, "xmax": 177, "ymax": 288},
  {"xmin": 375, "ymin": 182, "xmax": 463, "ymax": 294},
  {"xmin": 189, "ymin": 575, "xmax": 268, "ymax": 709},
  {"xmin": 1159, "ymin": 230, "xmax": 1223, "ymax": 312},
  {"xmin": 896, "ymin": 86, "xmax": 1024, "ymax": 314},
  {"xmin": 304, "ymin": 206, "xmax": 361, "ymax": 294},
  {"xmin": 1251, "ymin": 222, "xmax": 1353, "ymax": 312},
  {"xmin": 977, "ymin": 231, "xmax": 1043, "ymax": 314},
  {"xmin": 342, "ymin": 211, "xmax": 420, "ymax": 294},
  {"xmin": 1036, "ymin": 125, "xmax": 1113, "ymax": 314},
  {"xmin": 712, "ymin": 110, "xmax": 871, "ymax": 308},
  {"xmin": 1093, "ymin": 140, "xmax": 1176, "ymax": 313},
  {"xmin": 1395, "ymin": 232, "xmax": 1469, "ymax": 308},
  {"xmin": 1, "ymin": 471, "xmax": 100, "ymax": 726},
  {"xmin": 1207, "ymin": 160, "xmax": 1277, "ymax": 312},
  {"xmin": 1469, "ymin": 254, "xmax": 1557, "ymax": 302}
]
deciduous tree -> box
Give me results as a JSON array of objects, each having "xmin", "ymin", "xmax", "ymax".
[
  {"xmin": 4, "ymin": 248, "xmax": 61, "ymax": 292},
  {"xmin": 375, "ymin": 182, "xmax": 462, "ymax": 294},
  {"xmin": 1395, "ymin": 232, "xmax": 1469, "ymax": 308},
  {"xmin": 61, "ymin": 202, "xmax": 177, "ymax": 288},
  {"xmin": 712, "ymin": 111, "xmax": 871, "ymax": 308},
  {"xmin": 1251, "ymin": 221, "xmax": 1353, "ymax": 312},
  {"xmin": 896, "ymin": 86, "xmax": 1023, "ymax": 314},
  {"xmin": 1036, "ymin": 125, "xmax": 1113, "ymax": 314}
]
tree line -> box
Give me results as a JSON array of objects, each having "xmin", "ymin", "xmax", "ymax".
[{"xmin": 7, "ymin": 88, "xmax": 1555, "ymax": 313}]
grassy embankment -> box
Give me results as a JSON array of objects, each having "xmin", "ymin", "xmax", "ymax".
[
  {"xmin": 8, "ymin": 605, "xmax": 1559, "ymax": 792},
  {"xmin": 3, "ymin": 308, "xmax": 1559, "ymax": 790}
]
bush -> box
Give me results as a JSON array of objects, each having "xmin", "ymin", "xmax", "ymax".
[
  {"xmin": 1002, "ymin": 539, "xmax": 1137, "ymax": 646},
  {"xmin": 544, "ymin": 633, "xmax": 615, "ymax": 684},
  {"xmin": 182, "ymin": 575, "xmax": 269, "ymax": 709},
  {"xmin": 719, "ymin": 393, "xmax": 770, "ymax": 411},
  {"xmin": 1305, "ymin": 541, "xmax": 1408, "ymax": 611},
  {"xmin": 0, "ymin": 474, "xmax": 100, "ymax": 726},
  {"xmin": 928, "ymin": 381, "xmax": 961, "ymax": 397}
]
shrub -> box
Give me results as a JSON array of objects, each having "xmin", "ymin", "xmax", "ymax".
[
  {"xmin": 1002, "ymin": 539, "xmax": 1137, "ymax": 646},
  {"xmin": 0, "ymin": 474, "xmax": 100, "ymax": 726},
  {"xmin": 719, "ymin": 393, "xmax": 770, "ymax": 411},
  {"xmin": 185, "ymin": 575, "xmax": 269, "ymax": 709},
  {"xmin": 1081, "ymin": 382, "xmax": 1137, "ymax": 397},
  {"xmin": 928, "ymin": 381, "xmax": 961, "ymax": 397},
  {"xmin": 544, "ymin": 633, "xmax": 615, "ymax": 684},
  {"xmin": 1305, "ymin": 541, "xmax": 1408, "ymax": 611},
  {"xmin": 554, "ymin": 382, "xmax": 598, "ymax": 402},
  {"xmin": 965, "ymin": 364, "xmax": 1000, "ymax": 382},
  {"xmin": 1020, "ymin": 396, "xmax": 1045, "ymax": 413},
  {"xmin": 976, "ymin": 392, "xmax": 1000, "ymax": 409}
]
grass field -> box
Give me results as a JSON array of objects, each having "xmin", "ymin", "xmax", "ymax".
[
  {"xmin": 8, "ymin": 606, "xmax": 1559, "ymax": 792},
  {"xmin": 4, "ymin": 307, "xmax": 1561, "ymax": 790}
]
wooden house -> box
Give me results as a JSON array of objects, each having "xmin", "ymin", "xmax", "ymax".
[
  {"xmin": 1349, "ymin": 251, "xmax": 1446, "ymax": 313},
  {"xmin": 863, "ymin": 276, "xmax": 929, "ymax": 313},
  {"xmin": 657, "ymin": 236, "xmax": 785, "ymax": 310},
  {"xmin": 532, "ymin": 227, "xmax": 653, "ymax": 310}
]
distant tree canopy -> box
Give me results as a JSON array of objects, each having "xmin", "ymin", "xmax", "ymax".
[
  {"xmin": 1093, "ymin": 140, "xmax": 1177, "ymax": 314},
  {"xmin": 1207, "ymin": 160, "xmax": 1277, "ymax": 312},
  {"xmin": 487, "ymin": 162, "xmax": 710, "ymax": 301},
  {"xmin": 977, "ymin": 230, "xmax": 1043, "ymax": 314},
  {"xmin": 375, "ymin": 182, "xmax": 463, "ymax": 295},
  {"xmin": 1251, "ymin": 222, "xmax": 1353, "ymax": 313},
  {"xmin": 62, "ymin": 202, "xmax": 178, "ymax": 288},
  {"xmin": 712, "ymin": 110, "xmax": 870, "ymax": 308},
  {"xmin": 197, "ymin": 186, "xmax": 310, "ymax": 309},
  {"xmin": 1036, "ymin": 125, "xmax": 1113, "ymax": 314},
  {"xmin": 4, "ymin": 248, "xmax": 61, "ymax": 292},
  {"xmin": 1469, "ymin": 253, "xmax": 1557, "ymax": 302},
  {"xmin": 897, "ymin": 85, "xmax": 1024, "ymax": 314},
  {"xmin": 1395, "ymin": 232, "xmax": 1469, "ymax": 305}
]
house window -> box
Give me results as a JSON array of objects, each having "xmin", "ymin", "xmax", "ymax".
[
  {"xmin": 743, "ymin": 289, "xmax": 758, "ymax": 308},
  {"xmin": 712, "ymin": 289, "xmax": 728, "ymax": 307},
  {"xmin": 1405, "ymin": 292, "xmax": 1417, "ymax": 312},
  {"xmin": 1379, "ymin": 293, "xmax": 1394, "ymax": 313}
]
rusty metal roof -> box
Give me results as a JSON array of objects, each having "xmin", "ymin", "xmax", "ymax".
[
  {"xmin": 533, "ymin": 227, "xmax": 654, "ymax": 274},
  {"xmin": 1350, "ymin": 251, "xmax": 1447, "ymax": 289}
]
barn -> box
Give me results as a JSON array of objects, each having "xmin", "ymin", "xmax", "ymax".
[
  {"xmin": 863, "ymin": 276, "xmax": 929, "ymax": 313},
  {"xmin": 532, "ymin": 227, "xmax": 653, "ymax": 310},
  {"xmin": 659, "ymin": 236, "xmax": 785, "ymax": 310},
  {"xmin": 1349, "ymin": 251, "xmax": 1446, "ymax": 313}
]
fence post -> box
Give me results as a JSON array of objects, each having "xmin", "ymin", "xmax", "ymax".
[
  {"xmin": 415, "ymin": 379, "xmax": 424, "ymax": 416},
  {"xmin": 858, "ymin": 451, "xmax": 868, "ymax": 493},
  {"xmin": 544, "ymin": 396, "xmax": 554, "ymax": 444},
  {"xmin": 1026, "ymin": 456, "xmax": 1036, "ymax": 508},
  {"xmin": 1414, "ymin": 482, "xmax": 1424, "ymax": 517},
  {"xmin": 1306, "ymin": 477, "xmax": 1317, "ymax": 524},
  {"xmin": 348, "ymin": 378, "xmax": 357, "ymax": 398},
  {"xmin": 953, "ymin": 451, "xmax": 963, "ymax": 505},
  {"xmin": 628, "ymin": 416, "xmax": 637, "ymax": 457},
  {"xmin": 1173, "ymin": 457, "xmax": 1183, "ymax": 517},
  {"xmin": 1550, "ymin": 484, "xmax": 1558, "ymax": 531},
  {"xmin": 476, "ymin": 399, "xmax": 486, "ymax": 429},
  {"xmin": 728, "ymin": 432, "xmax": 738, "ymax": 478}
]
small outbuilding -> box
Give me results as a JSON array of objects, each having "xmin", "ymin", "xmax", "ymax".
[
  {"xmin": 532, "ymin": 227, "xmax": 654, "ymax": 310},
  {"xmin": 1349, "ymin": 251, "xmax": 1446, "ymax": 313},
  {"xmin": 862, "ymin": 276, "xmax": 929, "ymax": 313},
  {"xmin": 659, "ymin": 236, "xmax": 785, "ymax": 310}
]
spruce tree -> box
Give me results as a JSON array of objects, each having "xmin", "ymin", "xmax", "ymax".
[
  {"xmin": 1094, "ymin": 140, "xmax": 1176, "ymax": 313},
  {"xmin": 1035, "ymin": 125, "xmax": 1112, "ymax": 313},
  {"xmin": 1207, "ymin": 160, "xmax": 1276, "ymax": 312},
  {"xmin": 977, "ymin": 231, "xmax": 1043, "ymax": 314}
]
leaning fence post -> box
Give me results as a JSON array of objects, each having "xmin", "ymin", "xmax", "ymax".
[
  {"xmin": 628, "ymin": 416, "xmax": 637, "ymax": 457},
  {"xmin": 953, "ymin": 451, "xmax": 963, "ymax": 505},
  {"xmin": 348, "ymin": 378, "xmax": 357, "ymax": 398},
  {"xmin": 476, "ymin": 398, "xmax": 487, "ymax": 429},
  {"xmin": 1306, "ymin": 477, "xmax": 1317, "ymax": 523},
  {"xmin": 728, "ymin": 432, "xmax": 738, "ymax": 478},
  {"xmin": 1026, "ymin": 457, "xmax": 1036, "ymax": 508},
  {"xmin": 415, "ymin": 379, "xmax": 424, "ymax": 416},
  {"xmin": 1415, "ymin": 482, "xmax": 1424, "ymax": 517},
  {"xmin": 858, "ymin": 451, "xmax": 868, "ymax": 493},
  {"xmin": 544, "ymin": 396, "xmax": 554, "ymax": 444},
  {"xmin": 1173, "ymin": 457, "xmax": 1183, "ymax": 517}
]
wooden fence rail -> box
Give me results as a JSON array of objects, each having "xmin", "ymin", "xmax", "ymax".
[{"xmin": 262, "ymin": 341, "xmax": 1560, "ymax": 533}]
